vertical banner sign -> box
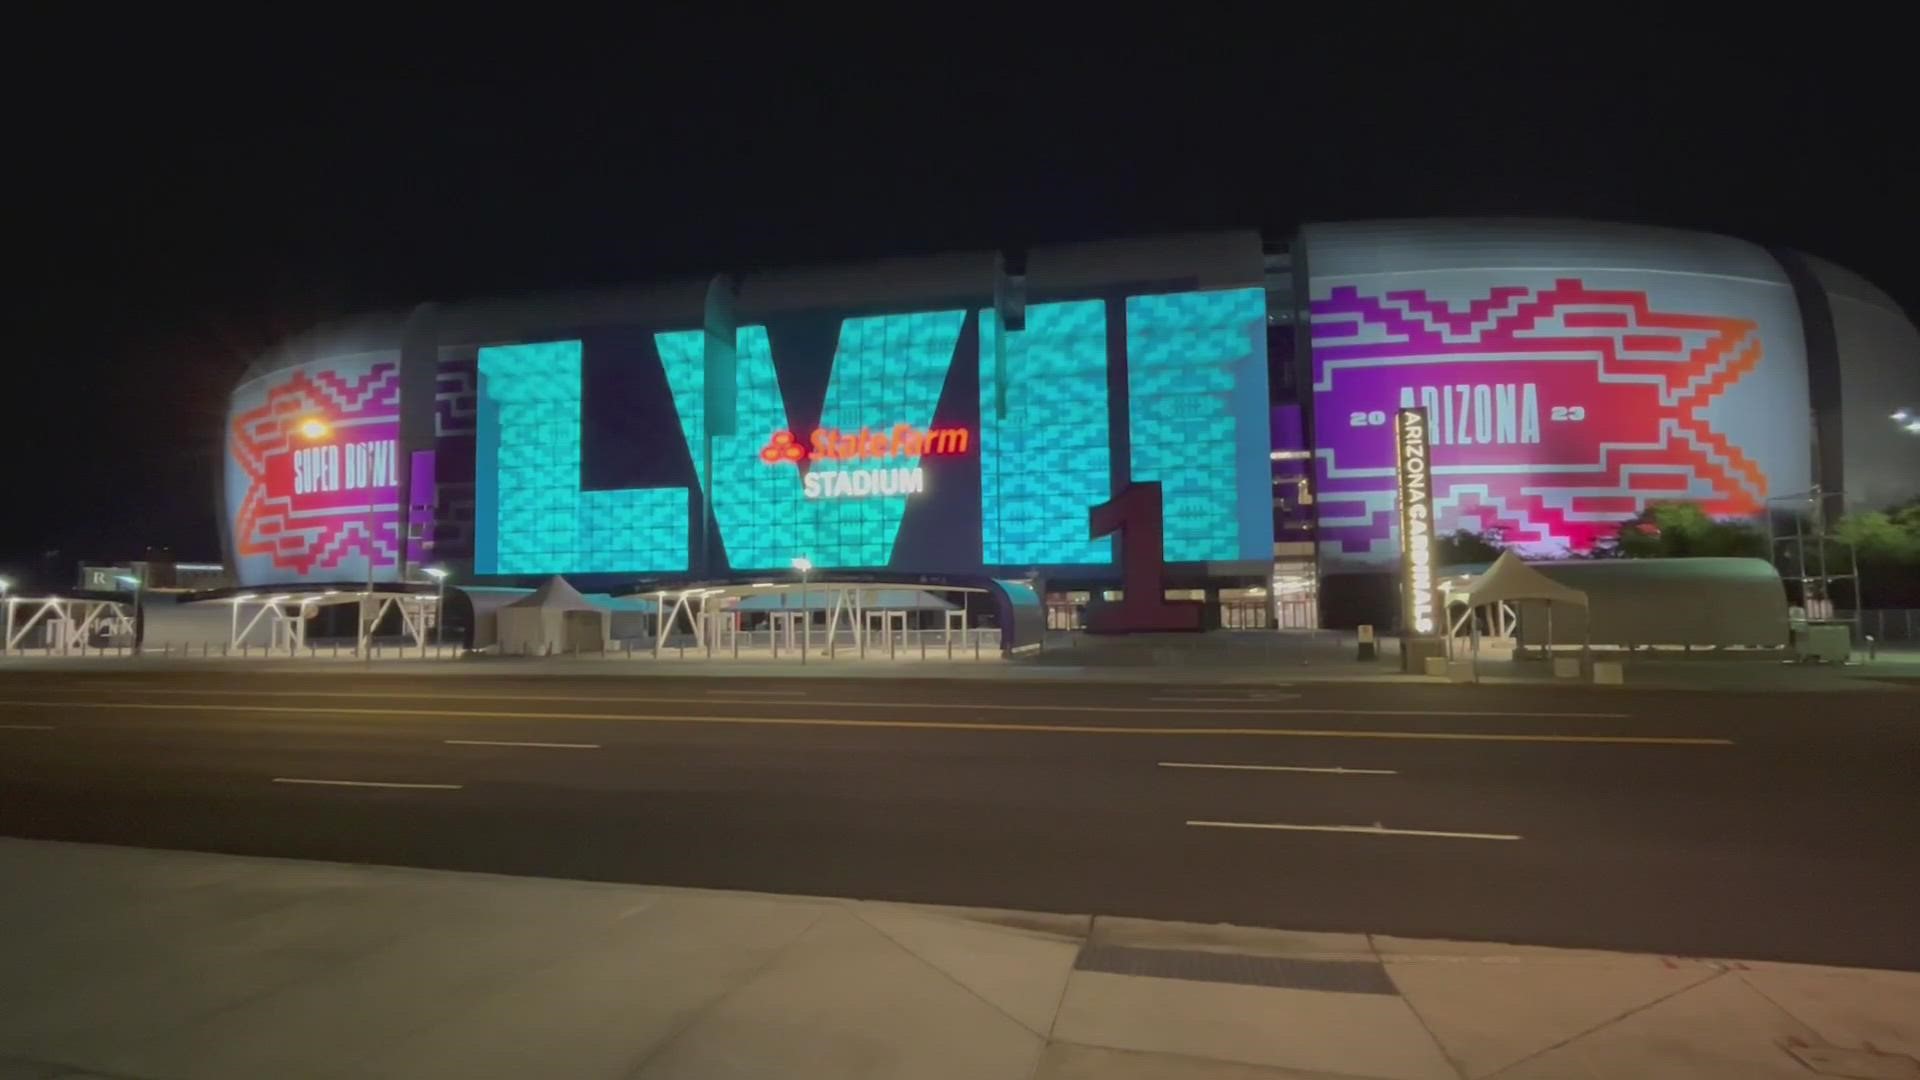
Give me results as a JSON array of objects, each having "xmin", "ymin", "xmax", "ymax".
[{"xmin": 1395, "ymin": 407, "xmax": 1436, "ymax": 635}]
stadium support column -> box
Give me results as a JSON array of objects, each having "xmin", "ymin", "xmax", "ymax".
[
  {"xmin": 398, "ymin": 302, "xmax": 441, "ymax": 581},
  {"xmin": 702, "ymin": 275, "xmax": 739, "ymax": 579},
  {"xmin": 1104, "ymin": 296, "xmax": 1131, "ymax": 516},
  {"xmin": 1772, "ymin": 248, "xmax": 1845, "ymax": 523},
  {"xmin": 1290, "ymin": 233, "xmax": 1321, "ymax": 627}
]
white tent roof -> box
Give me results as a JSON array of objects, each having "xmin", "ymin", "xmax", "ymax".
[
  {"xmin": 502, "ymin": 576, "xmax": 603, "ymax": 612},
  {"xmin": 1459, "ymin": 552, "xmax": 1589, "ymax": 609}
]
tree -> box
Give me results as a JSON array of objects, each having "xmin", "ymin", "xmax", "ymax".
[
  {"xmin": 1832, "ymin": 501, "xmax": 1920, "ymax": 563},
  {"xmin": 1830, "ymin": 499, "xmax": 1920, "ymax": 607},
  {"xmin": 1599, "ymin": 503, "xmax": 1767, "ymax": 559},
  {"xmin": 1433, "ymin": 528, "xmax": 1505, "ymax": 566}
]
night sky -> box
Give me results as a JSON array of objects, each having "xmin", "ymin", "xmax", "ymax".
[{"xmin": 9, "ymin": 21, "xmax": 1916, "ymax": 589}]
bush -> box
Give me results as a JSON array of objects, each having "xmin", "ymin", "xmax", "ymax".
[
  {"xmin": 1433, "ymin": 528, "xmax": 1505, "ymax": 566},
  {"xmin": 1599, "ymin": 503, "xmax": 1767, "ymax": 559}
]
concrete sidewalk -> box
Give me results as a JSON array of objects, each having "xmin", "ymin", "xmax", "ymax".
[
  {"xmin": 4, "ymin": 646, "xmax": 1918, "ymax": 693},
  {"xmin": 2, "ymin": 840, "xmax": 1916, "ymax": 1079},
  {"xmin": 10, "ymin": 623, "xmax": 1920, "ymax": 693}
]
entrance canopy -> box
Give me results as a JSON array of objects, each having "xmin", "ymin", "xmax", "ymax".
[
  {"xmin": 497, "ymin": 576, "xmax": 610, "ymax": 655},
  {"xmin": 620, "ymin": 575, "xmax": 1043, "ymax": 655},
  {"xmin": 734, "ymin": 586, "xmax": 959, "ymax": 612},
  {"xmin": 1450, "ymin": 551, "xmax": 1589, "ymax": 611}
]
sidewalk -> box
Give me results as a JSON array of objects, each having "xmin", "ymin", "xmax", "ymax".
[
  {"xmin": 2, "ymin": 840, "xmax": 1915, "ymax": 1079},
  {"xmin": 5, "ymin": 638, "xmax": 1919, "ymax": 693}
]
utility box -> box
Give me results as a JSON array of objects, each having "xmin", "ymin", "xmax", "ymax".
[
  {"xmin": 1552, "ymin": 657, "xmax": 1582, "ymax": 678},
  {"xmin": 1592, "ymin": 661, "xmax": 1625, "ymax": 685},
  {"xmin": 1402, "ymin": 636, "xmax": 1448, "ymax": 674},
  {"xmin": 1793, "ymin": 623, "xmax": 1851, "ymax": 664}
]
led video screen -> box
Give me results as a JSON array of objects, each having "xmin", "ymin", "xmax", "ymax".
[
  {"xmin": 462, "ymin": 288, "xmax": 1272, "ymax": 577},
  {"xmin": 1309, "ymin": 271, "xmax": 1811, "ymax": 566}
]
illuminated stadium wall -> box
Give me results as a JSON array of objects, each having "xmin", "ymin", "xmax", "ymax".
[
  {"xmin": 224, "ymin": 352, "xmax": 409, "ymax": 586},
  {"xmin": 223, "ymin": 221, "xmax": 1916, "ymax": 606},
  {"xmin": 1302, "ymin": 220, "xmax": 1817, "ymax": 568},
  {"xmin": 457, "ymin": 288, "xmax": 1270, "ymax": 578}
]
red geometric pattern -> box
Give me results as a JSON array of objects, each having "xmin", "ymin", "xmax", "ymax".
[
  {"xmin": 229, "ymin": 362, "xmax": 402, "ymax": 575},
  {"xmin": 1311, "ymin": 279, "xmax": 1777, "ymax": 555}
]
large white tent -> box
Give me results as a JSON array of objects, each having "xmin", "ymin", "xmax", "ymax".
[
  {"xmin": 1512, "ymin": 558, "xmax": 1790, "ymax": 650},
  {"xmin": 1446, "ymin": 552, "xmax": 1591, "ymax": 669},
  {"xmin": 495, "ymin": 576, "xmax": 609, "ymax": 655}
]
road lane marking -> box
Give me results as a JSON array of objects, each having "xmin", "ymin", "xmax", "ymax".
[
  {"xmin": 1187, "ymin": 820, "xmax": 1521, "ymax": 841},
  {"xmin": 0, "ymin": 699, "xmax": 1732, "ymax": 745},
  {"xmin": 272, "ymin": 778, "xmax": 463, "ymax": 790},
  {"xmin": 3, "ymin": 687, "xmax": 1634, "ymax": 720},
  {"xmin": 1159, "ymin": 761, "xmax": 1397, "ymax": 775},
  {"xmin": 0, "ymin": 723, "xmax": 56, "ymax": 731},
  {"xmin": 444, "ymin": 739, "xmax": 600, "ymax": 749},
  {"xmin": 704, "ymin": 689, "xmax": 808, "ymax": 697},
  {"xmin": 1153, "ymin": 694, "xmax": 1302, "ymax": 703}
]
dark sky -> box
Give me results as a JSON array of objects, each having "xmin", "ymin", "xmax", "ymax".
[{"xmin": 9, "ymin": 19, "xmax": 1917, "ymax": 588}]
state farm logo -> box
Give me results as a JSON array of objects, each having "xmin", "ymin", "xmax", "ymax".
[
  {"xmin": 758, "ymin": 424, "xmax": 972, "ymax": 500},
  {"xmin": 759, "ymin": 430, "xmax": 807, "ymax": 464},
  {"xmin": 759, "ymin": 424, "xmax": 971, "ymax": 464}
]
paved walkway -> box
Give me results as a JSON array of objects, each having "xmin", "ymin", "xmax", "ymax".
[
  {"xmin": 2, "ymin": 840, "xmax": 1915, "ymax": 1079},
  {"xmin": 5, "ymin": 638, "xmax": 1918, "ymax": 693}
]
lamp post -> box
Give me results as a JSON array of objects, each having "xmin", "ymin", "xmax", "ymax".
[
  {"xmin": 791, "ymin": 556, "xmax": 813, "ymax": 664},
  {"xmin": 116, "ymin": 574, "xmax": 144, "ymax": 655},
  {"xmin": 422, "ymin": 566, "xmax": 449, "ymax": 648}
]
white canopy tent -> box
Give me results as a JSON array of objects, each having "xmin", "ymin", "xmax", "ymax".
[
  {"xmin": 1511, "ymin": 558, "xmax": 1791, "ymax": 649},
  {"xmin": 496, "ymin": 576, "xmax": 610, "ymax": 655},
  {"xmin": 1443, "ymin": 552, "xmax": 1590, "ymax": 675}
]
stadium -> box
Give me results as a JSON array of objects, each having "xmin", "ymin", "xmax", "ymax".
[{"xmin": 221, "ymin": 219, "xmax": 1920, "ymax": 629}]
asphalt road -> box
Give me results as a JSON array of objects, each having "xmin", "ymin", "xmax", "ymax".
[{"xmin": 1, "ymin": 668, "xmax": 1917, "ymax": 970}]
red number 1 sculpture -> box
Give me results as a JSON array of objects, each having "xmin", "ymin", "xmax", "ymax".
[{"xmin": 1085, "ymin": 482, "xmax": 1205, "ymax": 633}]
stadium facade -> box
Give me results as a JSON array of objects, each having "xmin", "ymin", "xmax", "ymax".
[{"xmin": 221, "ymin": 219, "xmax": 1920, "ymax": 627}]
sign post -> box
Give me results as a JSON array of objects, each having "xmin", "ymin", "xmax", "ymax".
[{"xmin": 1395, "ymin": 408, "xmax": 1442, "ymax": 672}]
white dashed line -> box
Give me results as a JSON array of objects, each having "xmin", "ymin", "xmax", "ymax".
[
  {"xmin": 1152, "ymin": 694, "xmax": 1302, "ymax": 703},
  {"xmin": 1158, "ymin": 761, "xmax": 1397, "ymax": 775},
  {"xmin": 1186, "ymin": 820, "xmax": 1521, "ymax": 841},
  {"xmin": 272, "ymin": 778, "xmax": 463, "ymax": 790},
  {"xmin": 444, "ymin": 739, "xmax": 600, "ymax": 749},
  {"xmin": 703, "ymin": 689, "xmax": 808, "ymax": 697}
]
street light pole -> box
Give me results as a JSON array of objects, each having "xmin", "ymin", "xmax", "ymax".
[
  {"xmin": 117, "ymin": 574, "xmax": 144, "ymax": 656},
  {"xmin": 791, "ymin": 556, "xmax": 813, "ymax": 665},
  {"xmin": 423, "ymin": 567, "xmax": 449, "ymax": 649}
]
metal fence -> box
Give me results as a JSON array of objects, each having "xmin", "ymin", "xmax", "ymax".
[
  {"xmin": 630, "ymin": 626, "xmax": 1001, "ymax": 661},
  {"xmin": 1838, "ymin": 610, "xmax": 1920, "ymax": 642},
  {"xmin": 0, "ymin": 640, "xmax": 466, "ymax": 660}
]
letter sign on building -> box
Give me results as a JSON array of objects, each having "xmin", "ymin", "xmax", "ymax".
[
  {"xmin": 758, "ymin": 424, "xmax": 969, "ymax": 501},
  {"xmin": 1396, "ymin": 407, "xmax": 1437, "ymax": 636}
]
